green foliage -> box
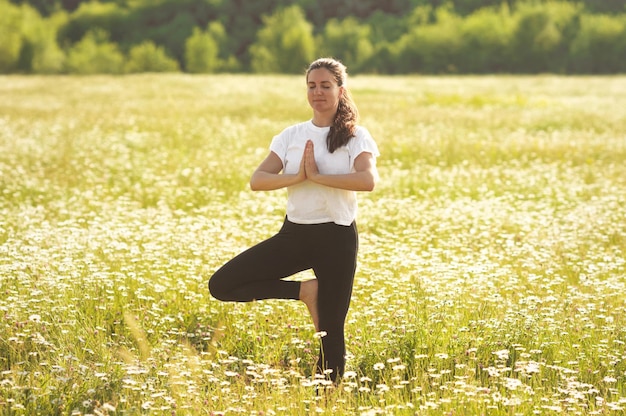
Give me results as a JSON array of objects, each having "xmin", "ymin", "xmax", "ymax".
[
  {"xmin": 3, "ymin": 0, "xmax": 626, "ymax": 74},
  {"xmin": 459, "ymin": 6, "xmax": 515, "ymax": 73},
  {"xmin": 20, "ymin": 10, "xmax": 67, "ymax": 73},
  {"xmin": 0, "ymin": 0, "xmax": 25, "ymax": 72},
  {"xmin": 510, "ymin": 2, "xmax": 583, "ymax": 73},
  {"xmin": 365, "ymin": 42, "xmax": 402, "ymax": 74},
  {"xmin": 65, "ymin": 29, "xmax": 124, "ymax": 74},
  {"xmin": 122, "ymin": 0, "xmax": 222, "ymax": 64},
  {"xmin": 570, "ymin": 14, "xmax": 626, "ymax": 73},
  {"xmin": 12, "ymin": 0, "xmax": 626, "ymax": 20},
  {"xmin": 125, "ymin": 40, "xmax": 179, "ymax": 73},
  {"xmin": 317, "ymin": 17, "xmax": 374, "ymax": 73},
  {"xmin": 184, "ymin": 26, "xmax": 220, "ymax": 73},
  {"xmin": 204, "ymin": 21, "xmax": 241, "ymax": 72},
  {"xmin": 249, "ymin": 5, "xmax": 315, "ymax": 74},
  {"xmin": 395, "ymin": 8, "xmax": 464, "ymax": 73},
  {"xmin": 137, "ymin": 10, "xmax": 196, "ymax": 65},
  {"xmin": 58, "ymin": 0, "xmax": 223, "ymax": 70},
  {"xmin": 58, "ymin": 0, "xmax": 128, "ymax": 45},
  {"xmin": 9, "ymin": 0, "xmax": 60, "ymax": 16},
  {"xmin": 366, "ymin": 10, "xmax": 410, "ymax": 44},
  {"xmin": 451, "ymin": 0, "xmax": 515, "ymax": 16},
  {"xmin": 0, "ymin": 0, "xmax": 66, "ymax": 73}
]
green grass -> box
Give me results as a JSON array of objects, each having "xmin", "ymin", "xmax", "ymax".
[{"xmin": 1, "ymin": 74, "xmax": 625, "ymax": 415}]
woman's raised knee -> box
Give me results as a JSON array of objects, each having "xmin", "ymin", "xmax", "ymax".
[{"xmin": 208, "ymin": 273, "xmax": 230, "ymax": 301}]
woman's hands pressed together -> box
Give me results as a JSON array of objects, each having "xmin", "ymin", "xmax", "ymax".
[
  {"xmin": 302, "ymin": 139, "xmax": 319, "ymax": 180},
  {"xmin": 301, "ymin": 139, "xmax": 378, "ymax": 192}
]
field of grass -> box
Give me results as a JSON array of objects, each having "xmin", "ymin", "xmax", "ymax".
[{"xmin": 1, "ymin": 73, "xmax": 625, "ymax": 415}]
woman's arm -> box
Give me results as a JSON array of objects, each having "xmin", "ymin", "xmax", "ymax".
[
  {"xmin": 304, "ymin": 140, "xmax": 379, "ymax": 192},
  {"xmin": 249, "ymin": 150, "xmax": 306, "ymax": 191}
]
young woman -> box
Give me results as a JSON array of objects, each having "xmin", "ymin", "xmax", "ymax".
[{"xmin": 208, "ymin": 57, "xmax": 379, "ymax": 383}]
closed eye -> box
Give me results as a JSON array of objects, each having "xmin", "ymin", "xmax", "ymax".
[{"xmin": 308, "ymin": 82, "xmax": 333, "ymax": 89}]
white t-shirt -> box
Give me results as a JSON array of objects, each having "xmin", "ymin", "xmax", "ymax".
[{"xmin": 270, "ymin": 120, "xmax": 380, "ymax": 226}]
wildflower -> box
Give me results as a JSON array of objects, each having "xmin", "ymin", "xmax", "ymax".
[
  {"xmin": 343, "ymin": 371, "xmax": 357, "ymax": 379},
  {"xmin": 524, "ymin": 361, "xmax": 541, "ymax": 374},
  {"xmin": 483, "ymin": 366, "xmax": 501, "ymax": 377},
  {"xmin": 503, "ymin": 377, "xmax": 523, "ymax": 391},
  {"xmin": 373, "ymin": 363, "xmax": 385, "ymax": 371},
  {"xmin": 493, "ymin": 349, "xmax": 510, "ymax": 361},
  {"xmin": 376, "ymin": 384, "xmax": 390, "ymax": 393}
]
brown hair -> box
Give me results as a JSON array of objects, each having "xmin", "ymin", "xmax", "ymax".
[{"xmin": 306, "ymin": 58, "xmax": 359, "ymax": 153}]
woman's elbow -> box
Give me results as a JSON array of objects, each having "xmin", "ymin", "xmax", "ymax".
[
  {"xmin": 357, "ymin": 178, "xmax": 375, "ymax": 192},
  {"xmin": 249, "ymin": 173, "xmax": 264, "ymax": 191},
  {"xmin": 362, "ymin": 171, "xmax": 378, "ymax": 192}
]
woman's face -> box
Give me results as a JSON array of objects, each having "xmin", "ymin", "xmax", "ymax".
[{"xmin": 307, "ymin": 68, "xmax": 343, "ymax": 114}]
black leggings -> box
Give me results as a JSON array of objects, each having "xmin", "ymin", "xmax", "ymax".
[{"xmin": 208, "ymin": 217, "xmax": 358, "ymax": 382}]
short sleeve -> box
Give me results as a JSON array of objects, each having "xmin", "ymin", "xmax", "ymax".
[
  {"xmin": 349, "ymin": 127, "xmax": 380, "ymax": 163},
  {"xmin": 269, "ymin": 130, "xmax": 288, "ymax": 167}
]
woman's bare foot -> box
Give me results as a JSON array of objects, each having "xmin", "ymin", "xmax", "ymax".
[{"xmin": 299, "ymin": 279, "xmax": 319, "ymax": 331}]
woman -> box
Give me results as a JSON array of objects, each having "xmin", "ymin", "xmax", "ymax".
[{"xmin": 208, "ymin": 57, "xmax": 379, "ymax": 383}]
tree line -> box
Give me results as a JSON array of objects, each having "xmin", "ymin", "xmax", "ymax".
[{"xmin": 2, "ymin": 0, "xmax": 626, "ymax": 75}]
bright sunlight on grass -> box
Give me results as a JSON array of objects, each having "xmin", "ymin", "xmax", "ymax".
[{"xmin": 1, "ymin": 74, "xmax": 625, "ymax": 415}]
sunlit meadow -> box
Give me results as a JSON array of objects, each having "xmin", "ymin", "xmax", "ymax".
[{"xmin": 1, "ymin": 74, "xmax": 625, "ymax": 415}]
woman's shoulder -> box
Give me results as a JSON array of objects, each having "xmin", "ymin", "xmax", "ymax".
[
  {"xmin": 349, "ymin": 125, "xmax": 380, "ymax": 156},
  {"xmin": 353, "ymin": 125, "xmax": 374, "ymax": 140}
]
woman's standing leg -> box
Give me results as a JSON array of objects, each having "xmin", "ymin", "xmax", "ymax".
[{"xmin": 311, "ymin": 222, "xmax": 358, "ymax": 382}]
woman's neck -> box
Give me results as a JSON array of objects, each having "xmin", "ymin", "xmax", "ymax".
[{"xmin": 311, "ymin": 112, "xmax": 334, "ymax": 127}]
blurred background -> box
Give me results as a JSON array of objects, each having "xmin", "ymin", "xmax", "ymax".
[{"xmin": 1, "ymin": 0, "xmax": 625, "ymax": 75}]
